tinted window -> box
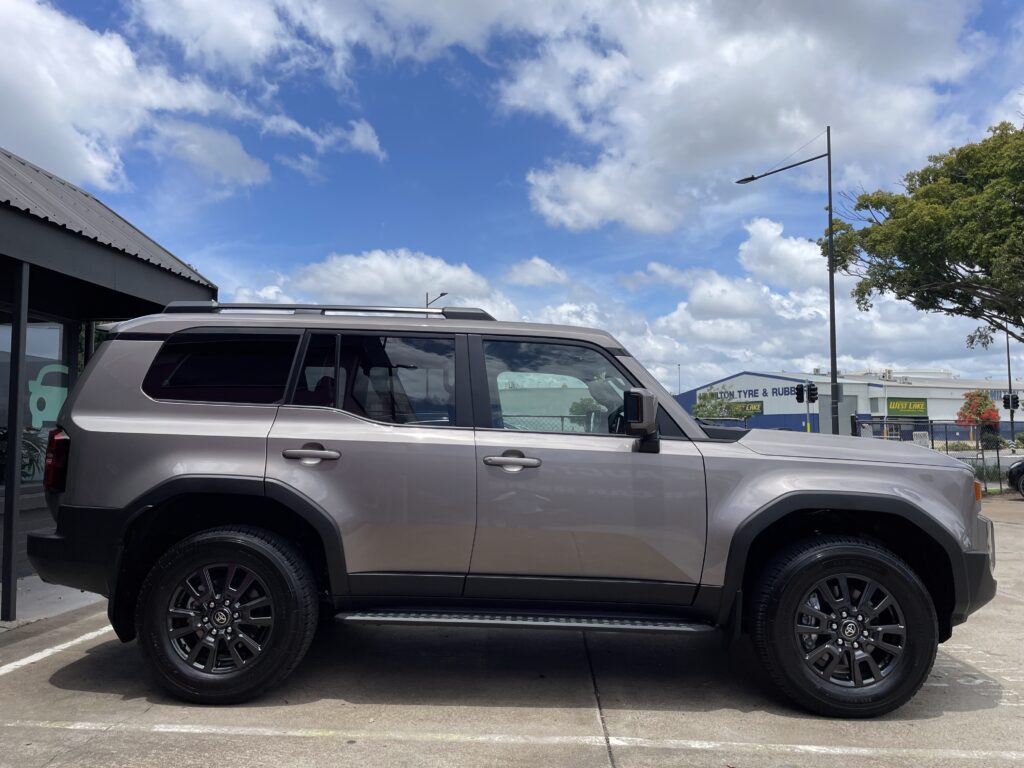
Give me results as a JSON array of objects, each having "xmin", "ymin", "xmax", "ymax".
[
  {"xmin": 143, "ymin": 332, "xmax": 299, "ymax": 404},
  {"xmin": 293, "ymin": 333, "xmax": 339, "ymax": 407},
  {"xmin": 341, "ymin": 336, "xmax": 456, "ymax": 426},
  {"xmin": 483, "ymin": 340, "xmax": 631, "ymax": 434}
]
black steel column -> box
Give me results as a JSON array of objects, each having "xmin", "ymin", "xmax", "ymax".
[
  {"xmin": 2, "ymin": 261, "xmax": 29, "ymax": 621},
  {"xmin": 64, "ymin": 321, "xmax": 81, "ymax": 392},
  {"xmin": 1007, "ymin": 331, "xmax": 1016, "ymax": 445},
  {"xmin": 84, "ymin": 321, "xmax": 96, "ymax": 364},
  {"xmin": 826, "ymin": 125, "xmax": 840, "ymax": 435}
]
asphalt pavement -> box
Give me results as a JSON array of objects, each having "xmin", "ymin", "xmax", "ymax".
[{"xmin": 0, "ymin": 496, "xmax": 1020, "ymax": 767}]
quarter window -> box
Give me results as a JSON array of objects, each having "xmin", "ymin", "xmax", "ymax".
[
  {"xmin": 483, "ymin": 340, "xmax": 631, "ymax": 434},
  {"xmin": 143, "ymin": 332, "xmax": 299, "ymax": 404}
]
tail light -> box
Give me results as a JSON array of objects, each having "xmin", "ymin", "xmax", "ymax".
[{"xmin": 44, "ymin": 428, "xmax": 70, "ymax": 492}]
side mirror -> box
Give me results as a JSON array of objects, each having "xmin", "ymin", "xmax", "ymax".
[{"xmin": 624, "ymin": 388, "xmax": 659, "ymax": 453}]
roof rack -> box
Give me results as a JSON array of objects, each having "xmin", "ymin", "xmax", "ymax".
[{"xmin": 162, "ymin": 300, "xmax": 496, "ymax": 321}]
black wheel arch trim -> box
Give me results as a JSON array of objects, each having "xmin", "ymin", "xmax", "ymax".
[
  {"xmin": 101, "ymin": 474, "xmax": 348, "ymax": 641},
  {"xmin": 713, "ymin": 491, "xmax": 974, "ymax": 628}
]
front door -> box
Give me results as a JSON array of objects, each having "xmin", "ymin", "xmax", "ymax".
[
  {"xmin": 467, "ymin": 338, "xmax": 707, "ymax": 603},
  {"xmin": 266, "ymin": 331, "xmax": 476, "ymax": 597}
]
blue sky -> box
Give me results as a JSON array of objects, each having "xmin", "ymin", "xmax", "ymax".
[{"xmin": 2, "ymin": 0, "xmax": 1023, "ymax": 390}]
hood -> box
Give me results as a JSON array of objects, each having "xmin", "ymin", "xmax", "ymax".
[{"xmin": 739, "ymin": 429, "xmax": 969, "ymax": 470}]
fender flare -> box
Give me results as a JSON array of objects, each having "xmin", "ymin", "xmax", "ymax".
[
  {"xmin": 713, "ymin": 491, "xmax": 968, "ymax": 626},
  {"xmin": 107, "ymin": 475, "xmax": 349, "ymax": 640}
]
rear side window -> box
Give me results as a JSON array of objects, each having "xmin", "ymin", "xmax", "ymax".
[
  {"xmin": 344, "ymin": 336, "xmax": 457, "ymax": 426},
  {"xmin": 143, "ymin": 332, "xmax": 299, "ymax": 404}
]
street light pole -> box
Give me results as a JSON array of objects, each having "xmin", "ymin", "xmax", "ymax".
[
  {"xmin": 825, "ymin": 126, "xmax": 840, "ymax": 435},
  {"xmin": 736, "ymin": 126, "xmax": 840, "ymax": 434}
]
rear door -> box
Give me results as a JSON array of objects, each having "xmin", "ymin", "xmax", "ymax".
[
  {"xmin": 467, "ymin": 336, "xmax": 707, "ymax": 603},
  {"xmin": 266, "ymin": 331, "xmax": 476, "ymax": 597}
]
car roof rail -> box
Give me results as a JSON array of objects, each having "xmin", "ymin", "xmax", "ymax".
[{"xmin": 162, "ymin": 301, "xmax": 496, "ymax": 321}]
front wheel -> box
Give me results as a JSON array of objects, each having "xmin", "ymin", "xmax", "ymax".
[
  {"xmin": 137, "ymin": 526, "xmax": 319, "ymax": 704},
  {"xmin": 751, "ymin": 536, "xmax": 938, "ymax": 718}
]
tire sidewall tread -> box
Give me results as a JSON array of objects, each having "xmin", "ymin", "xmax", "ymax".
[
  {"xmin": 751, "ymin": 535, "xmax": 938, "ymax": 718},
  {"xmin": 136, "ymin": 525, "xmax": 319, "ymax": 705}
]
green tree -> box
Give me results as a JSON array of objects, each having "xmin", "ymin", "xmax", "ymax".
[
  {"xmin": 824, "ymin": 122, "xmax": 1024, "ymax": 347},
  {"xmin": 691, "ymin": 386, "xmax": 746, "ymax": 420}
]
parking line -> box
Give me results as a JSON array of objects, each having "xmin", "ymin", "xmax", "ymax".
[
  {"xmin": 4, "ymin": 720, "xmax": 1024, "ymax": 761},
  {"xmin": 0, "ymin": 627, "xmax": 113, "ymax": 678}
]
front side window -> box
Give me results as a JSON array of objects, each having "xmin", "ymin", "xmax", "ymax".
[
  {"xmin": 143, "ymin": 332, "xmax": 299, "ymax": 404},
  {"xmin": 483, "ymin": 340, "xmax": 631, "ymax": 434}
]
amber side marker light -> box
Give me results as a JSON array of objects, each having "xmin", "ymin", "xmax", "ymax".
[{"xmin": 974, "ymin": 481, "xmax": 983, "ymax": 502}]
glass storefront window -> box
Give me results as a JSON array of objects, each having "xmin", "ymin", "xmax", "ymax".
[{"xmin": 0, "ymin": 319, "xmax": 66, "ymax": 485}]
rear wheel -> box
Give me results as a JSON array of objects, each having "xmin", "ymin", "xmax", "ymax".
[
  {"xmin": 751, "ymin": 536, "xmax": 937, "ymax": 718},
  {"xmin": 137, "ymin": 526, "xmax": 318, "ymax": 704}
]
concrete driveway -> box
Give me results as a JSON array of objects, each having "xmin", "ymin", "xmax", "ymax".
[{"xmin": 0, "ymin": 497, "xmax": 1021, "ymax": 767}]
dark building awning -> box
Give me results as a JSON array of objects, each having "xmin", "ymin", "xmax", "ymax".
[{"xmin": 1, "ymin": 146, "xmax": 217, "ymax": 620}]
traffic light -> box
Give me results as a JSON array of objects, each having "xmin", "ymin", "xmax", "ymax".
[
  {"xmin": 808, "ymin": 383, "xmax": 819, "ymax": 403},
  {"xmin": 1004, "ymin": 393, "xmax": 1011, "ymax": 410},
  {"xmin": 795, "ymin": 384, "xmax": 805, "ymax": 403},
  {"xmin": 1013, "ymin": 393, "xmax": 1020, "ymax": 411}
]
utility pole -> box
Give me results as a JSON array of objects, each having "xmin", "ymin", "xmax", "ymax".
[
  {"xmin": 1008, "ymin": 331, "xmax": 1016, "ymax": 445},
  {"xmin": 677, "ymin": 364, "xmax": 681, "ymax": 395}
]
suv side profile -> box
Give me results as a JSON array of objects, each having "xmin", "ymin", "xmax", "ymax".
[{"xmin": 29, "ymin": 302, "xmax": 996, "ymax": 717}]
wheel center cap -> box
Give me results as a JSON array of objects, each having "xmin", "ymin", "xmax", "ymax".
[
  {"xmin": 211, "ymin": 609, "xmax": 231, "ymax": 627},
  {"xmin": 841, "ymin": 620, "xmax": 859, "ymax": 639}
]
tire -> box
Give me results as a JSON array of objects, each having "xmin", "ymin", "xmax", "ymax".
[
  {"xmin": 137, "ymin": 526, "xmax": 319, "ymax": 704},
  {"xmin": 1017, "ymin": 475, "xmax": 1024, "ymax": 498},
  {"xmin": 751, "ymin": 536, "xmax": 937, "ymax": 718}
]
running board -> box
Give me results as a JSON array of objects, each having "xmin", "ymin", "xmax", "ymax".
[{"xmin": 339, "ymin": 610, "xmax": 716, "ymax": 634}]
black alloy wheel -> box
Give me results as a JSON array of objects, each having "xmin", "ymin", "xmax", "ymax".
[
  {"xmin": 794, "ymin": 573, "xmax": 906, "ymax": 688},
  {"xmin": 752, "ymin": 535, "xmax": 938, "ymax": 718},
  {"xmin": 138, "ymin": 526, "xmax": 318, "ymax": 704},
  {"xmin": 166, "ymin": 563, "xmax": 275, "ymax": 674}
]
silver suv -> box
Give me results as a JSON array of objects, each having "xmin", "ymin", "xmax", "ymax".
[{"xmin": 28, "ymin": 302, "xmax": 996, "ymax": 717}]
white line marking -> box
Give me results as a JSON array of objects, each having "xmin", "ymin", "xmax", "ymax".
[
  {"xmin": 4, "ymin": 721, "xmax": 1024, "ymax": 761},
  {"xmin": 0, "ymin": 627, "xmax": 113, "ymax": 677}
]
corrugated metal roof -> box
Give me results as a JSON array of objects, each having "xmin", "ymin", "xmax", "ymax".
[{"xmin": 0, "ymin": 146, "xmax": 215, "ymax": 289}]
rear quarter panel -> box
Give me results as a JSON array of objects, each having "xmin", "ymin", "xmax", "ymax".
[{"xmin": 59, "ymin": 340, "xmax": 275, "ymax": 509}]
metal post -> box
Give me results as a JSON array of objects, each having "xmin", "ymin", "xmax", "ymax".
[
  {"xmin": 805, "ymin": 379, "xmax": 811, "ymax": 433},
  {"xmin": 84, "ymin": 321, "xmax": 96, "ymax": 364},
  {"xmin": 1007, "ymin": 331, "xmax": 1016, "ymax": 446},
  {"xmin": 826, "ymin": 126, "xmax": 840, "ymax": 435},
  {"xmin": 2, "ymin": 261, "xmax": 30, "ymax": 621},
  {"xmin": 64, "ymin": 321, "xmax": 81, "ymax": 393}
]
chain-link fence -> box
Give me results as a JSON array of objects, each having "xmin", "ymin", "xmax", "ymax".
[
  {"xmin": 853, "ymin": 417, "xmax": 1022, "ymax": 493},
  {"xmin": 501, "ymin": 414, "xmax": 596, "ymax": 432}
]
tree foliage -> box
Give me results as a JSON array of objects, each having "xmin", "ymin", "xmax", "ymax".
[
  {"xmin": 691, "ymin": 386, "xmax": 748, "ymax": 420},
  {"xmin": 824, "ymin": 122, "xmax": 1024, "ymax": 347},
  {"xmin": 955, "ymin": 390, "xmax": 1000, "ymax": 428}
]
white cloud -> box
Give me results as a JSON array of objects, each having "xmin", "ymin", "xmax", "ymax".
[
  {"xmin": 148, "ymin": 120, "xmax": 270, "ymax": 196},
  {"xmin": 210, "ymin": 221, "xmax": 1014, "ymax": 394},
  {"xmin": 232, "ymin": 248, "xmax": 520, "ymax": 321},
  {"xmin": 133, "ymin": 0, "xmax": 290, "ymax": 77},
  {"xmin": 506, "ymin": 257, "xmax": 569, "ymax": 287},
  {"xmin": 345, "ymin": 119, "xmax": 387, "ymax": 161},
  {"xmin": 114, "ymin": 0, "xmax": 995, "ymax": 229},
  {"xmin": 0, "ymin": 0, "xmax": 385, "ymax": 196},
  {"xmin": 737, "ymin": 218, "xmax": 825, "ymax": 290}
]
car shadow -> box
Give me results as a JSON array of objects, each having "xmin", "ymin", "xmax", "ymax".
[{"xmin": 47, "ymin": 620, "xmax": 1006, "ymax": 720}]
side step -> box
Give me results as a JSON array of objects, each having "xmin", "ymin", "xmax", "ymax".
[{"xmin": 339, "ymin": 610, "xmax": 716, "ymax": 634}]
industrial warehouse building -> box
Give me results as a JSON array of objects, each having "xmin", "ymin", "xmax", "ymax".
[{"xmin": 676, "ymin": 369, "xmax": 1022, "ymax": 438}]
